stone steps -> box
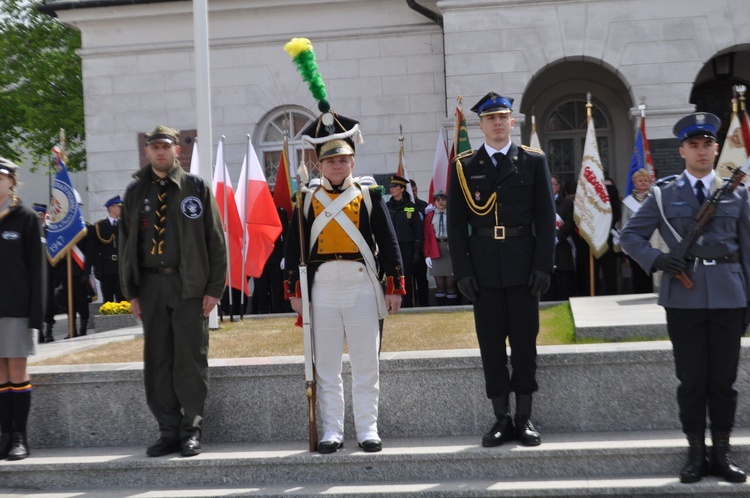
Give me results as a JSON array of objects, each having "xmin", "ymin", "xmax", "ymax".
[{"xmin": 2, "ymin": 430, "xmax": 749, "ymax": 496}]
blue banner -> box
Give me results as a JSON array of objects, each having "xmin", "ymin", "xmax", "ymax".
[
  {"xmin": 46, "ymin": 148, "xmax": 87, "ymax": 265},
  {"xmin": 625, "ymin": 126, "xmax": 647, "ymax": 196}
]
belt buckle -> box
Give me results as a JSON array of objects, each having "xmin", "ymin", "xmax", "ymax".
[
  {"xmin": 702, "ymin": 259, "xmax": 717, "ymax": 266},
  {"xmin": 111, "ymin": 255, "xmax": 117, "ymax": 261},
  {"xmin": 494, "ymin": 226, "xmax": 505, "ymax": 240}
]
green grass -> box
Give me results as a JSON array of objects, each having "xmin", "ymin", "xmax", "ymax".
[{"xmin": 31, "ymin": 303, "xmax": 630, "ymax": 366}]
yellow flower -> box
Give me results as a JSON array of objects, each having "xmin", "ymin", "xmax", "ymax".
[{"xmin": 99, "ymin": 301, "xmax": 132, "ymax": 315}]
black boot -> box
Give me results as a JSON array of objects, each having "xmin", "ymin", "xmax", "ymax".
[
  {"xmin": 44, "ymin": 323, "xmax": 54, "ymax": 343},
  {"xmin": 446, "ymin": 294, "xmax": 460, "ymax": 306},
  {"xmin": 6, "ymin": 432, "xmax": 29, "ymax": 460},
  {"xmin": 435, "ymin": 293, "xmax": 447, "ymax": 306},
  {"xmin": 481, "ymin": 396, "xmax": 514, "ymax": 447},
  {"xmin": 79, "ymin": 319, "xmax": 88, "ymax": 337},
  {"xmin": 37, "ymin": 329, "xmax": 45, "ymax": 344},
  {"xmin": 710, "ymin": 430, "xmax": 746, "ymax": 483},
  {"xmin": 0, "ymin": 433, "xmax": 11, "ymax": 459},
  {"xmin": 679, "ymin": 431, "xmax": 707, "ymax": 483},
  {"xmin": 514, "ymin": 394, "xmax": 541, "ymax": 446}
]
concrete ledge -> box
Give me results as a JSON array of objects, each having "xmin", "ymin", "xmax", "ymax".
[
  {"xmin": 571, "ymin": 294, "xmax": 668, "ymax": 340},
  {"xmin": 27, "ymin": 340, "xmax": 750, "ymax": 449}
]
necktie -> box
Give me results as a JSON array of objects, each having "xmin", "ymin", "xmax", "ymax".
[
  {"xmin": 493, "ymin": 152, "xmax": 505, "ymax": 167},
  {"xmin": 438, "ymin": 212, "xmax": 445, "ymax": 239},
  {"xmin": 695, "ymin": 180, "xmax": 705, "ymax": 205},
  {"xmin": 151, "ymin": 180, "xmax": 168, "ymax": 255}
]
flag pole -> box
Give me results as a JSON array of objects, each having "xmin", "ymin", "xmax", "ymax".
[
  {"xmin": 239, "ymin": 134, "xmax": 251, "ymax": 320},
  {"xmin": 59, "ymin": 129, "xmax": 76, "ymax": 339},
  {"xmin": 585, "ymin": 93, "xmax": 596, "ymax": 297},
  {"xmin": 220, "ymin": 136, "xmax": 234, "ymax": 322}
]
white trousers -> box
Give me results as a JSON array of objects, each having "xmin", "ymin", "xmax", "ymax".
[{"xmin": 312, "ymin": 261, "xmax": 380, "ymax": 442}]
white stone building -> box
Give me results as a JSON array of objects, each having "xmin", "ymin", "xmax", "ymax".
[{"xmin": 39, "ymin": 0, "xmax": 750, "ymax": 221}]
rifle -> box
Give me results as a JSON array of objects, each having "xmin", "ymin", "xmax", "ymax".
[
  {"xmin": 671, "ymin": 161, "xmax": 749, "ymax": 289},
  {"xmin": 295, "ymin": 161, "xmax": 318, "ymax": 452}
]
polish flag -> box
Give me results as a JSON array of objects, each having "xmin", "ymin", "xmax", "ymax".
[
  {"xmin": 428, "ymin": 129, "xmax": 450, "ymax": 202},
  {"xmin": 212, "ymin": 138, "xmax": 248, "ymax": 294},
  {"xmin": 236, "ymin": 139, "xmax": 283, "ymax": 278}
]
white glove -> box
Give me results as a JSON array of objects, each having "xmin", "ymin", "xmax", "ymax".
[
  {"xmin": 280, "ymin": 258, "xmax": 285, "ymax": 271},
  {"xmin": 425, "ymin": 257, "xmax": 433, "ymax": 269}
]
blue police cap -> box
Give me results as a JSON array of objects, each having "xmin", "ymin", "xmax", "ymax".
[
  {"xmin": 471, "ymin": 92, "xmax": 514, "ymax": 116},
  {"xmin": 673, "ymin": 112, "xmax": 721, "ymax": 142},
  {"xmin": 104, "ymin": 195, "xmax": 122, "ymax": 208}
]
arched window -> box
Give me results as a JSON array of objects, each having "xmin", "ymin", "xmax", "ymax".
[
  {"xmin": 255, "ymin": 106, "xmax": 318, "ymax": 189},
  {"xmin": 542, "ymin": 98, "xmax": 612, "ymax": 188}
]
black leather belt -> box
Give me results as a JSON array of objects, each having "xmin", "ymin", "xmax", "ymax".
[
  {"xmin": 141, "ymin": 266, "xmax": 179, "ymax": 275},
  {"xmin": 473, "ymin": 226, "xmax": 532, "ymax": 240},
  {"xmin": 687, "ymin": 253, "xmax": 739, "ymax": 265},
  {"xmin": 436, "ymin": 238, "xmax": 448, "ymax": 242}
]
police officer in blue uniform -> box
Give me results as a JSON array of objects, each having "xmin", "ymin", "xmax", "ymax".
[
  {"xmin": 448, "ymin": 92, "xmax": 556, "ymax": 447},
  {"xmin": 621, "ymin": 112, "xmax": 750, "ymax": 484}
]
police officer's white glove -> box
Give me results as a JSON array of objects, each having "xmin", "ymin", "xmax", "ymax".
[{"xmin": 425, "ymin": 257, "xmax": 432, "ymax": 269}]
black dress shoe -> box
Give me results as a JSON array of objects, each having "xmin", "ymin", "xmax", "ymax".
[
  {"xmin": 515, "ymin": 418, "xmax": 542, "ymax": 446},
  {"xmin": 181, "ymin": 435, "xmax": 202, "ymax": 457},
  {"xmin": 146, "ymin": 436, "xmax": 180, "ymax": 457},
  {"xmin": 6, "ymin": 432, "xmax": 29, "ymax": 461},
  {"xmin": 318, "ymin": 440, "xmax": 343, "ymax": 454},
  {"xmin": 358, "ymin": 440, "xmax": 382, "ymax": 453},
  {"xmin": 481, "ymin": 415, "xmax": 515, "ymax": 447}
]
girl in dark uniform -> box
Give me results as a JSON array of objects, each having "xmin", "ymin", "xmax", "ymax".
[{"xmin": 0, "ymin": 158, "xmax": 45, "ymax": 460}]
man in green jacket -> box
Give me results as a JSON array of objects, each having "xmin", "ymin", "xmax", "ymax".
[{"xmin": 119, "ymin": 125, "xmax": 226, "ymax": 458}]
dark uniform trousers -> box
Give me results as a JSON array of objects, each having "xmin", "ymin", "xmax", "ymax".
[
  {"xmin": 665, "ymin": 307, "xmax": 744, "ymax": 433},
  {"xmin": 473, "ymin": 285, "xmax": 539, "ymax": 399},
  {"xmin": 139, "ymin": 271, "xmax": 209, "ymax": 439},
  {"xmin": 100, "ymin": 273, "xmax": 123, "ymax": 304},
  {"xmin": 399, "ymin": 242, "xmax": 416, "ymax": 308}
]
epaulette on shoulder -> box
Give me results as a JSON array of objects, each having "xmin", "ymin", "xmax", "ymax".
[
  {"xmin": 455, "ymin": 149, "xmax": 474, "ymax": 161},
  {"xmin": 655, "ymin": 174, "xmax": 677, "ymax": 187},
  {"xmin": 520, "ymin": 144, "xmax": 544, "ymax": 155}
]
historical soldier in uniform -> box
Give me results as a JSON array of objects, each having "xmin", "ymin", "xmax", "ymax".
[
  {"xmin": 386, "ymin": 175, "xmax": 422, "ymax": 308},
  {"xmin": 448, "ymin": 92, "xmax": 555, "ymax": 447},
  {"xmin": 119, "ymin": 125, "xmax": 226, "ymax": 458},
  {"xmin": 621, "ymin": 112, "xmax": 749, "ymax": 484},
  {"xmin": 284, "ymin": 110, "xmax": 405, "ymax": 454},
  {"xmin": 94, "ymin": 195, "xmax": 124, "ymax": 303}
]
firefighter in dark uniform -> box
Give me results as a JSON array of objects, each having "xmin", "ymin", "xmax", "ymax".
[
  {"xmin": 119, "ymin": 125, "xmax": 226, "ymax": 458},
  {"xmin": 621, "ymin": 112, "xmax": 749, "ymax": 484},
  {"xmin": 94, "ymin": 195, "xmax": 123, "ymax": 303},
  {"xmin": 448, "ymin": 92, "xmax": 556, "ymax": 447},
  {"xmin": 386, "ymin": 175, "xmax": 423, "ymax": 308}
]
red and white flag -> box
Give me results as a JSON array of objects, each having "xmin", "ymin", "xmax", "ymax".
[
  {"xmin": 189, "ymin": 139, "xmax": 200, "ymax": 176},
  {"xmin": 428, "ymin": 129, "xmax": 450, "ymax": 202},
  {"xmin": 212, "ymin": 138, "xmax": 248, "ymax": 294},
  {"xmin": 716, "ymin": 99, "xmax": 748, "ymax": 178},
  {"xmin": 236, "ymin": 139, "xmax": 283, "ymax": 279},
  {"xmin": 272, "ymin": 141, "xmax": 294, "ymax": 222},
  {"xmin": 573, "ymin": 113, "xmax": 612, "ymax": 258}
]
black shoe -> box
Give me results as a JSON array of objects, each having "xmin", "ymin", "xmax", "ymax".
[
  {"xmin": 515, "ymin": 418, "xmax": 542, "ymax": 447},
  {"xmin": 318, "ymin": 440, "xmax": 343, "ymax": 454},
  {"xmin": 146, "ymin": 436, "xmax": 180, "ymax": 457},
  {"xmin": 358, "ymin": 440, "xmax": 382, "ymax": 453},
  {"xmin": 680, "ymin": 432, "xmax": 707, "ymax": 484},
  {"xmin": 481, "ymin": 415, "xmax": 515, "ymax": 447},
  {"xmin": 6, "ymin": 432, "xmax": 29, "ymax": 461},
  {"xmin": 0, "ymin": 433, "xmax": 11, "ymax": 459},
  {"xmin": 181, "ymin": 435, "xmax": 202, "ymax": 457},
  {"xmin": 710, "ymin": 431, "xmax": 747, "ymax": 483}
]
